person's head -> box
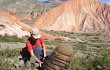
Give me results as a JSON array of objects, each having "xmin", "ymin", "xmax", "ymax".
[{"xmin": 30, "ymin": 28, "xmax": 41, "ymax": 40}]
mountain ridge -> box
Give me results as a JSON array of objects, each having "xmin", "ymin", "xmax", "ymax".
[
  {"xmin": 0, "ymin": 0, "xmax": 49, "ymax": 20},
  {"xmin": 33, "ymin": 0, "xmax": 110, "ymax": 32}
]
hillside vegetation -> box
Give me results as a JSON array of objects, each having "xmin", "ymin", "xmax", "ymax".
[{"xmin": 0, "ymin": 31, "xmax": 110, "ymax": 69}]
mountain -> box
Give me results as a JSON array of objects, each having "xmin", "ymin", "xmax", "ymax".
[
  {"xmin": 0, "ymin": 0, "xmax": 13, "ymax": 5},
  {"xmin": 0, "ymin": 0, "xmax": 49, "ymax": 20},
  {"xmin": 0, "ymin": 12, "xmax": 69, "ymax": 40},
  {"xmin": 42, "ymin": 0, "xmax": 67, "ymax": 9},
  {"xmin": 33, "ymin": 0, "xmax": 110, "ymax": 32},
  {"xmin": 0, "ymin": 12, "xmax": 30, "ymax": 38}
]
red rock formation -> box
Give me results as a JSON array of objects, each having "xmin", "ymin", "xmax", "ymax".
[
  {"xmin": 0, "ymin": 12, "xmax": 69, "ymax": 40},
  {"xmin": 0, "ymin": 12, "xmax": 31, "ymax": 37},
  {"xmin": 0, "ymin": 12, "xmax": 32, "ymax": 30},
  {"xmin": 20, "ymin": 16, "xmax": 32, "ymax": 21},
  {"xmin": 33, "ymin": 0, "xmax": 110, "ymax": 32}
]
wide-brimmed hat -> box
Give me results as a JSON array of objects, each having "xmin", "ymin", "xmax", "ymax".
[{"xmin": 30, "ymin": 28, "xmax": 41, "ymax": 39}]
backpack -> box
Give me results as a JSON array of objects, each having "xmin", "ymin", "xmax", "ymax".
[{"xmin": 20, "ymin": 47, "xmax": 31, "ymax": 63}]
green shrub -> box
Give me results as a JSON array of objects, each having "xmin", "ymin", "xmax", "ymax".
[
  {"xmin": 0, "ymin": 49, "xmax": 20, "ymax": 70},
  {"xmin": 0, "ymin": 49, "xmax": 20, "ymax": 58},
  {"xmin": 74, "ymin": 42, "xmax": 88, "ymax": 51},
  {"xmin": 0, "ymin": 34, "xmax": 29, "ymax": 43},
  {"xmin": 68, "ymin": 57, "xmax": 83, "ymax": 70},
  {"xmin": 67, "ymin": 50, "xmax": 110, "ymax": 70}
]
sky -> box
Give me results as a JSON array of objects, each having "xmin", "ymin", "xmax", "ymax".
[
  {"xmin": 100, "ymin": 0, "xmax": 110, "ymax": 3},
  {"xmin": 38, "ymin": 0, "xmax": 110, "ymax": 3},
  {"xmin": 38, "ymin": 0, "xmax": 48, "ymax": 2}
]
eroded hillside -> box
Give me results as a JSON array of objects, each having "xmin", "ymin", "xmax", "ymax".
[
  {"xmin": 0, "ymin": 0, "xmax": 49, "ymax": 20},
  {"xmin": 33, "ymin": 0, "xmax": 110, "ymax": 33}
]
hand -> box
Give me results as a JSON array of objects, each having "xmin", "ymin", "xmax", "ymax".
[
  {"xmin": 39, "ymin": 61, "xmax": 43, "ymax": 67},
  {"xmin": 43, "ymin": 57, "xmax": 45, "ymax": 61}
]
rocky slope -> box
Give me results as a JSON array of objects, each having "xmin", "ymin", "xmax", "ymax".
[
  {"xmin": 0, "ymin": 0, "xmax": 13, "ymax": 5},
  {"xmin": 0, "ymin": 12, "xmax": 70, "ymax": 40},
  {"xmin": 0, "ymin": 12, "xmax": 30, "ymax": 38},
  {"xmin": 0, "ymin": 0, "xmax": 49, "ymax": 20},
  {"xmin": 33, "ymin": 0, "xmax": 110, "ymax": 32}
]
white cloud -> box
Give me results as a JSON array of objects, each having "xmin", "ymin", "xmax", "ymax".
[{"xmin": 107, "ymin": 2, "xmax": 110, "ymax": 5}]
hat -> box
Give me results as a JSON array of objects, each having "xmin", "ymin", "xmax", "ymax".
[{"xmin": 30, "ymin": 28, "xmax": 41, "ymax": 39}]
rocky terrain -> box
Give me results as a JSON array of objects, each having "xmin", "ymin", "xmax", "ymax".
[
  {"xmin": 33, "ymin": 0, "xmax": 110, "ymax": 33},
  {"xmin": 0, "ymin": 12, "xmax": 70, "ymax": 40},
  {"xmin": 0, "ymin": 0, "xmax": 49, "ymax": 20},
  {"xmin": 0, "ymin": 0, "xmax": 13, "ymax": 5},
  {"xmin": 0, "ymin": 12, "xmax": 30, "ymax": 37}
]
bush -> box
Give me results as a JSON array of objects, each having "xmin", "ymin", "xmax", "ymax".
[
  {"xmin": 0, "ymin": 49, "xmax": 20, "ymax": 58},
  {"xmin": 0, "ymin": 49, "xmax": 20, "ymax": 70},
  {"xmin": 67, "ymin": 50, "xmax": 110, "ymax": 70},
  {"xmin": 0, "ymin": 34, "xmax": 29, "ymax": 43}
]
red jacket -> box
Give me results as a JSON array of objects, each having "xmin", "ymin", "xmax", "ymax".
[{"xmin": 26, "ymin": 37, "xmax": 45, "ymax": 52}]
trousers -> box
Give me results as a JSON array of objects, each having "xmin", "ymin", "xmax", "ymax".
[{"xmin": 33, "ymin": 46, "xmax": 50, "ymax": 60}]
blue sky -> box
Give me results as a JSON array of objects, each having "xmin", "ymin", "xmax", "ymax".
[
  {"xmin": 38, "ymin": 0, "xmax": 48, "ymax": 2},
  {"xmin": 100, "ymin": 0, "xmax": 110, "ymax": 3},
  {"xmin": 38, "ymin": 0, "xmax": 110, "ymax": 3}
]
